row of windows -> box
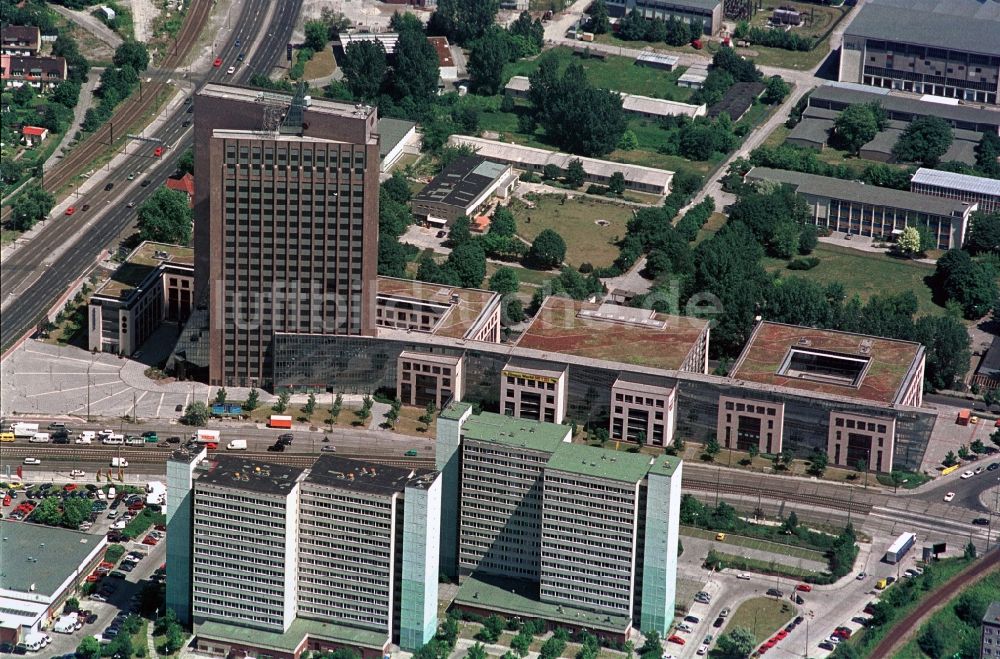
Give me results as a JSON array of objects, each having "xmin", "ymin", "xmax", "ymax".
[
  {"xmin": 835, "ymin": 417, "xmax": 887, "ymax": 433},
  {"xmin": 614, "ymin": 392, "xmax": 667, "ymax": 407},
  {"xmin": 724, "ymin": 401, "xmax": 778, "ymax": 415}
]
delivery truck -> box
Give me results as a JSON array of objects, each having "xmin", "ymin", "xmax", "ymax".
[
  {"xmin": 111, "ymin": 457, "xmax": 129, "ymax": 468},
  {"xmin": 269, "ymin": 415, "xmax": 293, "ymax": 429},
  {"xmin": 11, "ymin": 422, "xmax": 39, "ymax": 437},
  {"xmin": 194, "ymin": 429, "xmax": 221, "ymax": 443}
]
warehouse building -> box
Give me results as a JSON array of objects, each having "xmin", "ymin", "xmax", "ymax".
[
  {"xmin": 745, "ymin": 166, "xmax": 976, "ymax": 249},
  {"xmin": 87, "ymin": 241, "xmax": 194, "ymax": 356},
  {"xmin": 449, "ymin": 135, "xmax": 674, "ymax": 195},
  {"xmin": 0, "ymin": 521, "xmax": 107, "ymax": 646},
  {"xmin": 910, "ymin": 168, "xmax": 1000, "ymax": 214},
  {"xmin": 603, "ymin": 0, "xmax": 722, "ymax": 35},
  {"xmin": 169, "ymin": 453, "xmax": 442, "ymax": 658},
  {"xmin": 838, "ymin": 0, "xmax": 1000, "ymax": 105},
  {"xmin": 437, "ymin": 404, "xmax": 683, "ymax": 640},
  {"xmin": 409, "ymin": 156, "xmax": 515, "ymax": 226}
]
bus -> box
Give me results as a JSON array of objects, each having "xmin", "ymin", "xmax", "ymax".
[{"xmin": 885, "ymin": 532, "xmax": 916, "ymax": 564}]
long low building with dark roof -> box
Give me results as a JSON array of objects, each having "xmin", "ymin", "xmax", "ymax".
[
  {"xmin": 838, "ymin": 0, "xmax": 1000, "ymax": 105},
  {"xmin": 409, "ymin": 155, "xmax": 515, "ymax": 226},
  {"xmin": 745, "ymin": 166, "xmax": 977, "ymax": 249}
]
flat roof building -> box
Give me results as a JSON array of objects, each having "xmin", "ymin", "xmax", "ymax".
[
  {"xmin": 378, "ymin": 118, "xmax": 417, "ymax": 174},
  {"xmin": 911, "ymin": 167, "xmax": 1000, "ymax": 214},
  {"xmin": 603, "ymin": 0, "xmax": 722, "ymax": 34},
  {"xmin": 170, "ymin": 452, "xmax": 442, "ymax": 659},
  {"xmin": 448, "ymin": 135, "xmax": 675, "ymax": 195},
  {"xmin": 193, "ymin": 84, "xmax": 380, "ymax": 388},
  {"xmin": 87, "ymin": 241, "xmax": 194, "ymax": 356},
  {"xmin": 838, "ymin": 0, "xmax": 1000, "ymax": 104},
  {"xmin": 517, "ymin": 296, "xmax": 710, "ymax": 374},
  {"xmin": 438, "ymin": 405, "xmax": 683, "ymax": 640},
  {"xmin": 376, "ymin": 276, "xmax": 501, "ymax": 342},
  {"xmin": 722, "ymin": 320, "xmax": 925, "ymax": 471},
  {"xmin": 409, "ymin": 156, "xmax": 515, "ymax": 226},
  {"xmin": 0, "ymin": 521, "xmax": 107, "ymax": 646},
  {"xmin": 745, "ymin": 166, "xmax": 977, "ymax": 249}
]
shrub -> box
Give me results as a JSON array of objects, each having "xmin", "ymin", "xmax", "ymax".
[{"xmin": 787, "ymin": 257, "xmax": 820, "ymax": 270}]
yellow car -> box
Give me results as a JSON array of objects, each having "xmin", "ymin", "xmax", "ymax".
[
  {"xmin": 0, "ymin": 432, "xmax": 15, "ymax": 442},
  {"xmin": 716, "ymin": 533, "xmax": 727, "ymax": 541}
]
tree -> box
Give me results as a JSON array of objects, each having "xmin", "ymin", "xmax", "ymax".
[
  {"xmin": 712, "ymin": 47, "xmax": 761, "ymax": 83},
  {"xmin": 798, "ymin": 225, "xmax": 818, "ymax": 255},
  {"xmin": 342, "ymin": 40, "xmax": 387, "ymax": 101},
  {"xmin": 619, "ymin": 129, "xmax": 639, "ymax": 151},
  {"xmin": 448, "ymin": 241, "xmax": 487, "ymax": 288},
  {"xmin": 964, "ymin": 540, "xmax": 977, "ymax": 559},
  {"xmin": 943, "ymin": 450, "xmax": 959, "ymax": 467},
  {"xmin": 892, "ymin": 116, "xmax": 953, "ymax": 167},
  {"xmin": 330, "ymin": 393, "xmax": 343, "ymax": 425},
  {"xmin": 933, "ymin": 248, "xmax": 998, "ymax": 319},
  {"xmin": 477, "ymin": 614, "xmax": 506, "ymax": 643},
  {"xmin": 76, "ymin": 636, "xmax": 101, "ymax": 659},
  {"xmin": 965, "ymin": 211, "xmax": 1000, "ymax": 255},
  {"xmin": 391, "ymin": 25, "xmax": 440, "ymax": 106},
  {"xmin": 566, "ymin": 158, "xmax": 586, "ymax": 188},
  {"xmin": 419, "ymin": 401, "xmax": 436, "ymax": 429},
  {"xmin": 245, "ymin": 388, "xmax": 259, "ymax": 411},
  {"xmin": 10, "ymin": 184, "xmax": 55, "ymax": 231},
  {"xmin": 762, "ymin": 75, "xmax": 790, "ymax": 104},
  {"xmin": 304, "ymin": 19, "xmax": 329, "ymax": 51},
  {"xmin": 467, "ymin": 643, "xmax": 488, "ymax": 659},
  {"xmin": 784, "ymin": 510, "xmax": 799, "ymax": 533},
  {"xmin": 608, "ymin": 171, "xmax": 626, "ymax": 196},
  {"xmin": 975, "ymin": 131, "xmax": 1000, "ymax": 178},
  {"xmin": 917, "ymin": 624, "xmax": 945, "ymax": 658},
  {"xmin": 489, "ymin": 267, "xmax": 520, "ymax": 294},
  {"xmin": 429, "ymin": 0, "xmax": 499, "ymax": 44},
  {"xmin": 137, "ymin": 187, "xmax": 193, "ymax": 245},
  {"xmin": 638, "ymin": 630, "xmax": 663, "ymax": 659},
  {"xmin": 807, "ymin": 450, "xmax": 828, "ymax": 476},
  {"xmin": 304, "ymin": 392, "xmax": 317, "ymax": 415},
  {"xmin": 587, "ymin": 0, "xmax": 611, "ymax": 34},
  {"xmin": 272, "ymin": 392, "xmax": 290, "ymax": 413},
  {"xmin": 214, "ymin": 388, "xmax": 227, "ymax": 405},
  {"xmin": 177, "ymin": 147, "xmax": 194, "ymax": 175},
  {"xmin": 182, "ymin": 401, "xmax": 210, "ymax": 426},
  {"xmin": 113, "ymin": 41, "xmax": 149, "ymax": 71},
  {"xmin": 527, "ymin": 229, "xmax": 566, "ymax": 269},
  {"xmin": 704, "ymin": 438, "xmax": 720, "ymax": 460},
  {"xmin": 716, "ymin": 627, "xmax": 755, "ymax": 658},
  {"xmin": 65, "ymin": 597, "xmax": 80, "ymax": 613},
  {"xmin": 832, "ymin": 103, "xmax": 885, "ymax": 154},
  {"xmin": 468, "ymin": 27, "xmax": 510, "ymax": 95},
  {"xmin": 896, "ymin": 225, "xmax": 922, "ymax": 256},
  {"xmin": 448, "ymin": 215, "xmax": 473, "ymax": 247},
  {"xmin": 543, "ymin": 163, "xmax": 562, "ymax": 180},
  {"xmin": 489, "ymin": 207, "xmax": 517, "ymax": 237}
]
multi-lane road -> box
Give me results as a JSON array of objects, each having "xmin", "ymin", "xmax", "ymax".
[{"xmin": 0, "ymin": 0, "xmax": 302, "ymax": 353}]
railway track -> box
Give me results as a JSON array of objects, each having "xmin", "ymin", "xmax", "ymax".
[
  {"xmin": 683, "ymin": 477, "xmax": 874, "ymax": 516},
  {"xmin": 0, "ymin": 0, "xmax": 213, "ymax": 220}
]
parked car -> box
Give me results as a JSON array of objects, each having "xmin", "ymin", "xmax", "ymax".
[
  {"xmin": 960, "ymin": 470, "xmax": 975, "ymax": 479},
  {"xmin": 23, "ymin": 458, "xmax": 40, "ymax": 465},
  {"xmin": 766, "ymin": 588, "xmax": 784, "ymax": 598},
  {"xmin": 972, "ymin": 517, "xmax": 990, "ymax": 526}
]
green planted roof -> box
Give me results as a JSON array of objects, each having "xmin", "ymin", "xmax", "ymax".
[
  {"xmin": 196, "ymin": 617, "xmax": 388, "ymax": 652},
  {"xmin": 439, "ymin": 401, "xmax": 473, "ymax": 421},
  {"xmin": 649, "ymin": 453, "xmax": 682, "ymax": 478},
  {"xmin": 546, "ymin": 443, "xmax": 660, "ymax": 483},
  {"xmin": 460, "ymin": 411, "xmax": 570, "ymax": 454}
]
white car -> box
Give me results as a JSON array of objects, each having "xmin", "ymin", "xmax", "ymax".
[
  {"xmin": 23, "ymin": 457, "xmax": 41, "ymax": 465},
  {"xmin": 960, "ymin": 470, "xmax": 974, "ymax": 479},
  {"xmin": 697, "ymin": 644, "xmax": 710, "ymax": 656},
  {"xmin": 828, "ymin": 636, "xmax": 841, "ymax": 645},
  {"xmin": 227, "ymin": 66, "xmax": 236, "ymax": 74},
  {"xmin": 944, "ymin": 491, "xmax": 956, "ymax": 502},
  {"xmin": 676, "ymin": 623, "xmax": 693, "ymax": 633},
  {"xmin": 975, "ymin": 465, "xmax": 985, "ymax": 474},
  {"xmin": 736, "ymin": 573, "xmax": 751, "ymax": 580},
  {"xmin": 89, "ymin": 594, "xmax": 107, "ymax": 602},
  {"xmin": 70, "ymin": 469, "xmax": 85, "ymax": 478}
]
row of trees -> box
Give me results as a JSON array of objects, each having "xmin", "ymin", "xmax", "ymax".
[
  {"xmin": 377, "ymin": 172, "xmax": 419, "ymax": 279},
  {"xmin": 617, "ymin": 8, "xmax": 701, "ymax": 46},
  {"xmin": 81, "ymin": 41, "xmax": 150, "ymax": 132},
  {"xmin": 737, "ymin": 142, "xmax": 915, "ymax": 191}
]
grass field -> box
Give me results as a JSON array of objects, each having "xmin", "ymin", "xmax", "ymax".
[
  {"xmin": 504, "ymin": 47, "xmax": 693, "ymax": 101},
  {"xmin": 894, "ymin": 570, "xmax": 1000, "ymax": 659},
  {"xmin": 763, "ymin": 242, "xmax": 941, "ymax": 316},
  {"xmin": 303, "ymin": 47, "xmax": 336, "ymax": 80},
  {"xmin": 708, "ymin": 550, "xmax": 824, "ymax": 579},
  {"xmin": 739, "ymin": 0, "xmax": 853, "ymax": 69},
  {"xmin": 726, "ymin": 597, "xmax": 797, "ymax": 648},
  {"xmin": 682, "ymin": 526, "xmax": 828, "ymax": 563},
  {"xmin": 694, "ymin": 212, "xmax": 728, "ymax": 244},
  {"xmin": 509, "ymin": 194, "xmax": 634, "ymax": 268}
]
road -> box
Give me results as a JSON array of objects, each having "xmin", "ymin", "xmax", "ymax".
[{"xmin": 0, "ymin": 0, "xmax": 302, "ymax": 354}]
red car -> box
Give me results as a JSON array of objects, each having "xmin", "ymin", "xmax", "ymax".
[
  {"xmin": 154, "ymin": 146, "xmax": 164, "ymax": 157},
  {"xmin": 776, "ymin": 630, "xmax": 788, "ymax": 639},
  {"xmin": 86, "ymin": 574, "xmax": 101, "ymax": 583},
  {"xmin": 213, "ymin": 57, "xmax": 222, "ymax": 67},
  {"xmin": 796, "ymin": 583, "xmax": 812, "ymax": 592},
  {"xmin": 834, "ymin": 628, "xmax": 852, "ymax": 639},
  {"xmin": 205, "ymin": 442, "xmax": 218, "ymax": 450},
  {"xmin": 142, "ymin": 535, "xmax": 158, "ymax": 546},
  {"xmin": 65, "ymin": 207, "xmax": 76, "ymax": 216},
  {"xmin": 64, "ymin": 483, "xmax": 77, "ymax": 492},
  {"xmin": 667, "ymin": 635, "xmax": 686, "ymax": 645}
]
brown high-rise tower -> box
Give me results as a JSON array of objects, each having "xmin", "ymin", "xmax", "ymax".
[{"xmin": 193, "ymin": 84, "xmax": 379, "ymax": 387}]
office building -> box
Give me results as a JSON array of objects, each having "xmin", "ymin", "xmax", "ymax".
[
  {"xmin": 838, "ymin": 0, "xmax": 1000, "ymax": 104},
  {"xmin": 501, "ymin": 358, "xmax": 568, "ymax": 424},
  {"xmin": 0, "ymin": 521, "xmax": 107, "ymax": 646},
  {"xmin": 378, "ymin": 118, "xmax": 418, "ymax": 174},
  {"xmin": 438, "ymin": 405, "xmax": 683, "ymax": 640},
  {"xmin": 193, "ymin": 84, "xmax": 380, "ymax": 388},
  {"xmin": 168, "ymin": 452, "xmax": 441, "ymax": 658},
  {"xmin": 724, "ymin": 321, "xmax": 924, "ymax": 472},
  {"xmin": 745, "ymin": 166, "xmax": 977, "ymax": 249},
  {"xmin": 88, "ymin": 241, "xmax": 194, "ymax": 356},
  {"xmin": 602, "ymin": 0, "xmax": 722, "ymax": 35},
  {"xmin": 610, "ymin": 374, "xmax": 677, "ymax": 446},
  {"xmin": 910, "ymin": 168, "xmax": 1000, "ymax": 215},
  {"xmin": 0, "ymin": 26, "xmax": 40, "ymax": 55},
  {"xmin": 448, "ymin": 135, "xmax": 675, "ymax": 195},
  {"xmin": 982, "ymin": 602, "xmax": 1000, "ymax": 659},
  {"xmin": 409, "ymin": 156, "xmax": 515, "ymax": 227}
]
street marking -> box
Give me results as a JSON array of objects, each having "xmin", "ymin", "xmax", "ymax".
[
  {"xmin": 155, "ymin": 393, "xmax": 164, "ymax": 417},
  {"xmin": 23, "ymin": 379, "xmax": 121, "ymax": 397},
  {"xmin": 23, "ymin": 348, "xmax": 118, "ymax": 367}
]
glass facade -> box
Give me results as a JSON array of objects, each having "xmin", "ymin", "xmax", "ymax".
[
  {"xmin": 640, "ymin": 465, "xmax": 682, "ymax": 635},
  {"xmin": 399, "ymin": 477, "xmax": 442, "ymax": 650}
]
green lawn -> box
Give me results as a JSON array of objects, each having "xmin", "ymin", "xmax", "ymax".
[
  {"xmin": 724, "ymin": 597, "xmax": 797, "ymax": 648},
  {"xmin": 763, "ymin": 243, "xmax": 942, "ymax": 316},
  {"xmin": 509, "ymin": 194, "xmax": 634, "ymax": 268},
  {"xmin": 894, "ymin": 570, "xmax": 1000, "ymax": 659},
  {"xmin": 708, "ymin": 550, "xmax": 824, "ymax": 579},
  {"xmin": 505, "ymin": 47, "xmax": 693, "ymax": 101},
  {"xmin": 694, "ymin": 212, "xmax": 728, "ymax": 244},
  {"xmin": 682, "ymin": 526, "xmax": 828, "ymax": 563}
]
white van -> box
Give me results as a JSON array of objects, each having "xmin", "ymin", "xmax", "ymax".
[
  {"xmin": 102, "ymin": 434, "xmax": 124, "ymax": 445},
  {"xmin": 22, "ymin": 633, "xmax": 46, "ymax": 652},
  {"xmin": 226, "ymin": 439, "xmax": 247, "ymax": 451},
  {"xmin": 111, "ymin": 457, "xmax": 129, "ymax": 468},
  {"xmin": 29, "ymin": 432, "xmax": 51, "ymax": 443},
  {"xmin": 107, "ymin": 486, "xmax": 116, "ymax": 499},
  {"xmin": 76, "ymin": 431, "xmax": 96, "ymax": 444}
]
